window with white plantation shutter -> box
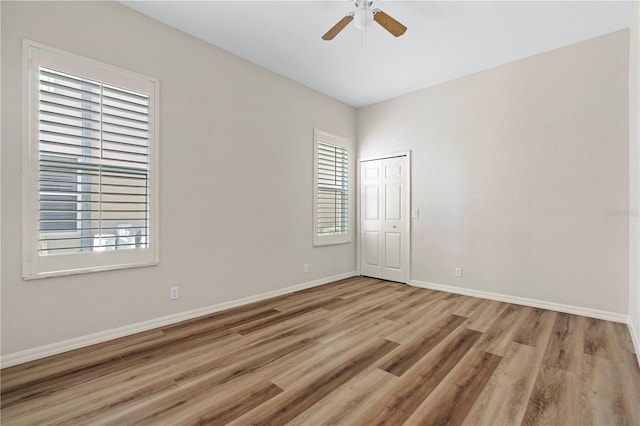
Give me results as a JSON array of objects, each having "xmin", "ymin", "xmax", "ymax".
[
  {"xmin": 23, "ymin": 42, "xmax": 159, "ymax": 279},
  {"xmin": 313, "ymin": 130, "xmax": 351, "ymax": 246}
]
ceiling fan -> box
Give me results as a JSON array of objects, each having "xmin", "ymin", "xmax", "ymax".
[{"xmin": 322, "ymin": 0, "xmax": 407, "ymax": 41}]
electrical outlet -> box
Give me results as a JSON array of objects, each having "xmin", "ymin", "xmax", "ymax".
[
  {"xmin": 304, "ymin": 264, "xmax": 309, "ymax": 273},
  {"xmin": 170, "ymin": 287, "xmax": 179, "ymax": 300},
  {"xmin": 455, "ymin": 267, "xmax": 462, "ymax": 277}
]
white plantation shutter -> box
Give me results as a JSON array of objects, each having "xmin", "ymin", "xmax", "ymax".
[
  {"xmin": 38, "ymin": 67, "xmax": 150, "ymax": 254},
  {"xmin": 313, "ymin": 130, "xmax": 351, "ymax": 246},
  {"xmin": 316, "ymin": 142, "xmax": 348, "ymax": 234},
  {"xmin": 23, "ymin": 42, "xmax": 159, "ymax": 279}
]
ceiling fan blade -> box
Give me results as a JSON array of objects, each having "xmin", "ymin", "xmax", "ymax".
[
  {"xmin": 322, "ymin": 15, "xmax": 354, "ymax": 40},
  {"xmin": 373, "ymin": 10, "xmax": 407, "ymax": 37}
]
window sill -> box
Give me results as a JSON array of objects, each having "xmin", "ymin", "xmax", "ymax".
[
  {"xmin": 313, "ymin": 234, "xmax": 351, "ymax": 247},
  {"xmin": 22, "ymin": 260, "xmax": 159, "ymax": 281}
]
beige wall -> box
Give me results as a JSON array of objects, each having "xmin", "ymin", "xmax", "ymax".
[
  {"xmin": 1, "ymin": 1, "xmax": 356, "ymax": 355},
  {"xmin": 629, "ymin": 2, "xmax": 640, "ymax": 355},
  {"xmin": 358, "ymin": 30, "xmax": 630, "ymax": 314}
]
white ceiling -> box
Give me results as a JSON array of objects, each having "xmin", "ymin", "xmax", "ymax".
[{"xmin": 120, "ymin": 1, "xmax": 632, "ymax": 108}]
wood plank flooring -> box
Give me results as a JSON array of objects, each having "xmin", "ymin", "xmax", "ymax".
[{"xmin": 2, "ymin": 276, "xmax": 639, "ymax": 425}]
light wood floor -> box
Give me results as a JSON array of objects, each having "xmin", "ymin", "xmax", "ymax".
[{"xmin": 2, "ymin": 277, "xmax": 639, "ymax": 425}]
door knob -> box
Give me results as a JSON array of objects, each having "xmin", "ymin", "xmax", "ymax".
[{"xmin": 392, "ymin": 225, "xmax": 396, "ymax": 228}]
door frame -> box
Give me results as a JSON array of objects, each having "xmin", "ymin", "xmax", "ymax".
[{"xmin": 357, "ymin": 151, "xmax": 411, "ymax": 284}]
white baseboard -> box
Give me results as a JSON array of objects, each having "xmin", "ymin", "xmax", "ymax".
[
  {"xmin": 1, "ymin": 271, "xmax": 358, "ymax": 368},
  {"xmin": 628, "ymin": 319, "xmax": 640, "ymax": 368},
  {"xmin": 409, "ymin": 280, "xmax": 629, "ymax": 324}
]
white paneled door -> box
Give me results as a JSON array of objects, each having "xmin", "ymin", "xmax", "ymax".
[{"xmin": 360, "ymin": 154, "xmax": 410, "ymax": 283}]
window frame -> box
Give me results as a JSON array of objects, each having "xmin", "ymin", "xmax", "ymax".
[
  {"xmin": 313, "ymin": 129, "xmax": 352, "ymax": 246},
  {"xmin": 22, "ymin": 40, "xmax": 160, "ymax": 280}
]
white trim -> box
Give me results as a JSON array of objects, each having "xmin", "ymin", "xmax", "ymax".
[
  {"xmin": 22, "ymin": 260, "xmax": 159, "ymax": 281},
  {"xmin": 355, "ymin": 156, "xmax": 361, "ymax": 277},
  {"xmin": 0, "ymin": 271, "xmax": 358, "ymax": 368},
  {"xmin": 409, "ymin": 279, "xmax": 629, "ymax": 323},
  {"xmin": 313, "ymin": 129, "xmax": 353, "ymax": 247},
  {"xmin": 628, "ymin": 318, "xmax": 640, "ymax": 368},
  {"xmin": 21, "ymin": 39, "xmax": 160, "ymax": 279},
  {"xmin": 359, "ymin": 150, "xmax": 411, "ymax": 163}
]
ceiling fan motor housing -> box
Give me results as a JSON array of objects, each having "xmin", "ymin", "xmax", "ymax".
[{"xmin": 354, "ymin": 0, "xmax": 374, "ymax": 29}]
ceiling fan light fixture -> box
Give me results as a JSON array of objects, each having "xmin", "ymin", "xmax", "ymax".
[{"xmin": 353, "ymin": 5, "xmax": 373, "ymax": 30}]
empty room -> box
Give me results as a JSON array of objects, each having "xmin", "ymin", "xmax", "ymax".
[{"xmin": 1, "ymin": 0, "xmax": 639, "ymax": 424}]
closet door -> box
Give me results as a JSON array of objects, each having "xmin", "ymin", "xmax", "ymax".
[
  {"xmin": 360, "ymin": 155, "xmax": 409, "ymax": 283},
  {"xmin": 360, "ymin": 159, "xmax": 383, "ymax": 278}
]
